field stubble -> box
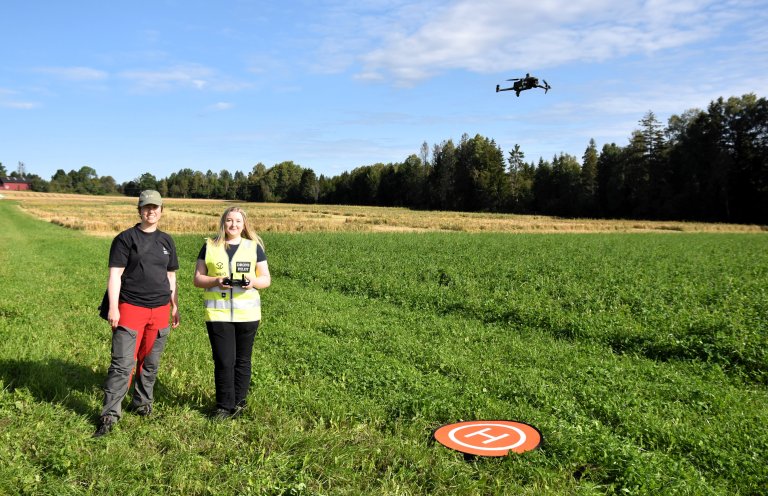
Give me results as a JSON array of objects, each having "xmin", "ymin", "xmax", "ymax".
[{"xmin": 4, "ymin": 191, "xmax": 765, "ymax": 235}]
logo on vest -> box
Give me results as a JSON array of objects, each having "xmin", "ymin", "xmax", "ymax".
[
  {"xmin": 235, "ymin": 261, "xmax": 251, "ymax": 273},
  {"xmin": 216, "ymin": 262, "xmax": 224, "ymax": 270}
]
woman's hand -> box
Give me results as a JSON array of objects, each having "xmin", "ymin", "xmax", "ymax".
[
  {"xmin": 171, "ymin": 306, "xmax": 180, "ymax": 328},
  {"xmin": 108, "ymin": 308, "xmax": 120, "ymax": 330},
  {"xmin": 195, "ymin": 260, "xmax": 232, "ymax": 290}
]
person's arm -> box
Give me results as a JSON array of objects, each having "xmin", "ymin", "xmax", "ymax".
[
  {"xmin": 247, "ymin": 260, "xmax": 271, "ymax": 290},
  {"xmin": 107, "ymin": 267, "xmax": 125, "ymax": 330},
  {"xmin": 168, "ymin": 270, "xmax": 180, "ymax": 328},
  {"xmin": 193, "ymin": 259, "xmax": 231, "ymax": 289}
]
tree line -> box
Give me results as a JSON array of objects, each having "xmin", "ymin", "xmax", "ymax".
[{"xmin": 7, "ymin": 93, "xmax": 766, "ymax": 224}]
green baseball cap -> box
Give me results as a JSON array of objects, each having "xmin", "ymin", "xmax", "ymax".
[{"xmin": 138, "ymin": 190, "xmax": 163, "ymax": 207}]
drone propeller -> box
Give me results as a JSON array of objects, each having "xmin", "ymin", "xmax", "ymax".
[
  {"xmin": 543, "ymin": 80, "xmax": 550, "ymax": 93},
  {"xmin": 507, "ymin": 78, "xmax": 522, "ymax": 81}
]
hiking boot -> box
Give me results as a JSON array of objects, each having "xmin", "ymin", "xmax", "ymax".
[
  {"xmin": 134, "ymin": 404, "xmax": 152, "ymax": 417},
  {"xmin": 93, "ymin": 415, "xmax": 116, "ymax": 438}
]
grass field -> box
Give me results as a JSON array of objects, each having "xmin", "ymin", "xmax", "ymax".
[{"xmin": 0, "ymin": 195, "xmax": 767, "ymax": 495}]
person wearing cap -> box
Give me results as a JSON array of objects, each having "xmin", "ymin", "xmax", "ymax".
[
  {"xmin": 93, "ymin": 190, "xmax": 180, "ymax": 437},
  {"xmin": 194, "ymin": 206, "xmax": 270, "ymax": 419}
]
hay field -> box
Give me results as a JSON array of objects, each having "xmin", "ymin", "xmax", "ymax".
[{"xmin": 2, "ymin": 190, "xmax": 763, "ymax": 235}]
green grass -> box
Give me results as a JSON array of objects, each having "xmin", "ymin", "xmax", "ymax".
[{"xmin": 1, "ymin": 201, "xmax": 767, "ymax": 495}]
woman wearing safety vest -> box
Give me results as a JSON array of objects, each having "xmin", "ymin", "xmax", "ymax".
[{"xmin": 194, "ymin": 206, "xmax": 271, "ymax": 419}]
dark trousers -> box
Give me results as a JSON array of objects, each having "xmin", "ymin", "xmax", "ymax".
[{"xmin": 206, "ymin": 320, "xmax": 259, "ymax": 412}]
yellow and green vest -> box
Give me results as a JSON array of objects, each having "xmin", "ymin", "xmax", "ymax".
[{"xmin": 203, "ymin": 238, "xmax": 261, "ymax": 322}]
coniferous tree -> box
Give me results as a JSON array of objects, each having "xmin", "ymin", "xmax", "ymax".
[
  {"xmin": 377, "ymin": 164, "xmax": 403, "ymax": 207},
  {"xmin": 233, "ymin": 171, "xmax": 249, "ymax": 200},
  {"xmin": 596, "ymin": 143, "xmax": 625, "ymax": 217},
  {"xmin": 454, "ymin": 134, "xmax": 508, "ymax": 211},
  {"xmin": 716, "ymin": 95, "xmax": 768, "ymax": 223},
  {"xmin": 217, "ymin": 169, "xmax": 235, "ymax": 200},
  {"xmin": 317, "ymin": 174, "xmax": 334, "ymax": 203},
  {"xmin": 664, "ymin": 109, "xmax": 703, "ymax": 218},
  {"xmin": 399, "ymin": 154, "xmax": 428, "ymax": 209},
  {"xmin": 248, "ymin": 163, "xmax": 268, "ymax": 202},
  {"xmin": 507, "ymin": 144, "xmax": 526, "ymax": 211},
  {"xmin": 548, "ymin": 153, "xmax": 582, "ymax": 216},
  {"xmin": 533, "ymin": 158, "xmax": 554, "ymax": 214},
  {"xmin": 580, "ymin": 139, "xmax": 599, "ymax": 216},
  {"xmin": 640, "ymin": 111, "xmax": 669, "ymax": 218},
  {"xmin": 298, "ymin": 169, "xmax": 320, "ymax": 204},
  {"xmin": 429, "ymin": 140, "xmax": 457, "ymax": 210}
]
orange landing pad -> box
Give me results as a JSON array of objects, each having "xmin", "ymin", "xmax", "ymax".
[{"xmin": 434, "ymin": 420, "xmax": 542, "ymax": 456}]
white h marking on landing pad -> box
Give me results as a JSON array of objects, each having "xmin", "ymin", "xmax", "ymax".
[{"xmin": 464, "ymin": 427, "xmax": 510, "ymax": 445}]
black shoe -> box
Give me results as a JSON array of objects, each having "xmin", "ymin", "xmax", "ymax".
[
  {"xmin": 212, "ymin": 408, "xmax": 232, "ymax": 420},
  {"xmin": 134, "ymin": 404, "xmax": 152, "ymax": 417},
  {"xmin": 231, "ymin": 404, "xmax": 245, "ymax": 419},
  {"xmin": 93, "ymin": 415, "xmax": 116, "ymax": 437}
]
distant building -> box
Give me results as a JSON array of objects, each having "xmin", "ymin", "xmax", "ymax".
[{"xmin": 0, "ymin": 177, "xmax": 31, "ymax": 191}]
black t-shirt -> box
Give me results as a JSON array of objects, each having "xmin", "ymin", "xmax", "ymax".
[
  {"xmin": 197, "ymin": 241, "xmax": 267, "ymax": 264},
  {"xmin": 109, "ymin": 224, "xmax": 179, "ymax": 308}
]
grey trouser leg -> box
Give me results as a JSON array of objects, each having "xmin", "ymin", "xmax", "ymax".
[
  {"xmin": 131, "ymin": 326, "xmax": 170, "ymax": 408},
  {"xmin": 101, "ymin": 326, "xmax": 138, "ymax": 419}
]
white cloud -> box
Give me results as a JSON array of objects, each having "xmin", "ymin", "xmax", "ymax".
[
  {"xmin": 0, "ymin": 88, "xmax": 39, "ymax": 109},
  {"xmin": 120, "ymin": 64, "xmax": 214, "ymax": 91},
  {"xmin": 336, "ymin": 0, "xmax": 744, "ymax": 85},
  {"xmin": 208, "ymin": 102, "xmax": 234, "ymax": 111},
  {"xmin": 1, "ymin": 101, "xmax": 39, "ymax": 109},
  {"xmin": 34, "ymin": 66, "xmax": 108, "ymax": 81},
  {"xmin": 119, "ymin": 64, "xmax": 252, "ymax": 92}
]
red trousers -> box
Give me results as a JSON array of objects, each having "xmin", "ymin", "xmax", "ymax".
[
  {"xmin": 118, "ymin": 302, "xmax": 171, "ymax": 380},
  {"xmin": 100, "ymin": 302, "xmax": 171, "ymax": 418}
]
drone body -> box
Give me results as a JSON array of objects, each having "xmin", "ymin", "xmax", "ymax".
[{"xmin": 496, "ymin": 73, "xmax": 551, "ymax": 97}]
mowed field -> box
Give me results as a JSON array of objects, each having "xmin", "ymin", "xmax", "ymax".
[
  {"xmin": 0, "ymin": 192, "xmax": 767, "ymax": 495},
  {"xmin": 4, "ymin": 190, "xmax": 765, "ymax": 235}
]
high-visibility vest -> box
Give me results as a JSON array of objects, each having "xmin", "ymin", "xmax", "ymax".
[{"xmin": 203, "ymin": 238, "xmax": 261, "ymax": 322}]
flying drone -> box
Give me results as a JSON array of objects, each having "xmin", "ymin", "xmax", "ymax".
[{"xmin": 496, "ymin": 73, "xmax": 551, "ymax": 97}]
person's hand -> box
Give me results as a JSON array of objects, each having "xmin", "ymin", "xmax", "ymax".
[
  {"xmin": 108, "ymin": 308, "xmax": 120, "ymax": 331},
  {"xmin": 171, "ymin": 307, "xmax": 180, "ymax": 328},
  {"xmin": 217, "ymin": 277, "xmax": 232, "ymax": 289}
]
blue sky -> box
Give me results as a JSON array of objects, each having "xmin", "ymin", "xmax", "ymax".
[{"xmin": 2, "ymin": 0, "xmax": 766, "ymax": 184}]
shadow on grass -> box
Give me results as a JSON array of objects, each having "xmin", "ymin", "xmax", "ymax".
[
  {"xmin": 0, "ymin": 358, "xmax": 216, "ymax": 420},
  {"xmin": 153, "ymin": 381, "xmax": 212, "ymax": 418},
  {"xmin": 0, "ymin": 358, "xmax": 101, "ymax": 417}
]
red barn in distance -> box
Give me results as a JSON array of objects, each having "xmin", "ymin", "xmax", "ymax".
[{"xmin": 0, "ymin": 177, "xmax": 31, "ymax": 191}]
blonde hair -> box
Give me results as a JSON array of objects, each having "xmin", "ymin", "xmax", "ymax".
[{"xmin": 211, "ymin": 206, "xmax": 264, "ymax": 249}]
